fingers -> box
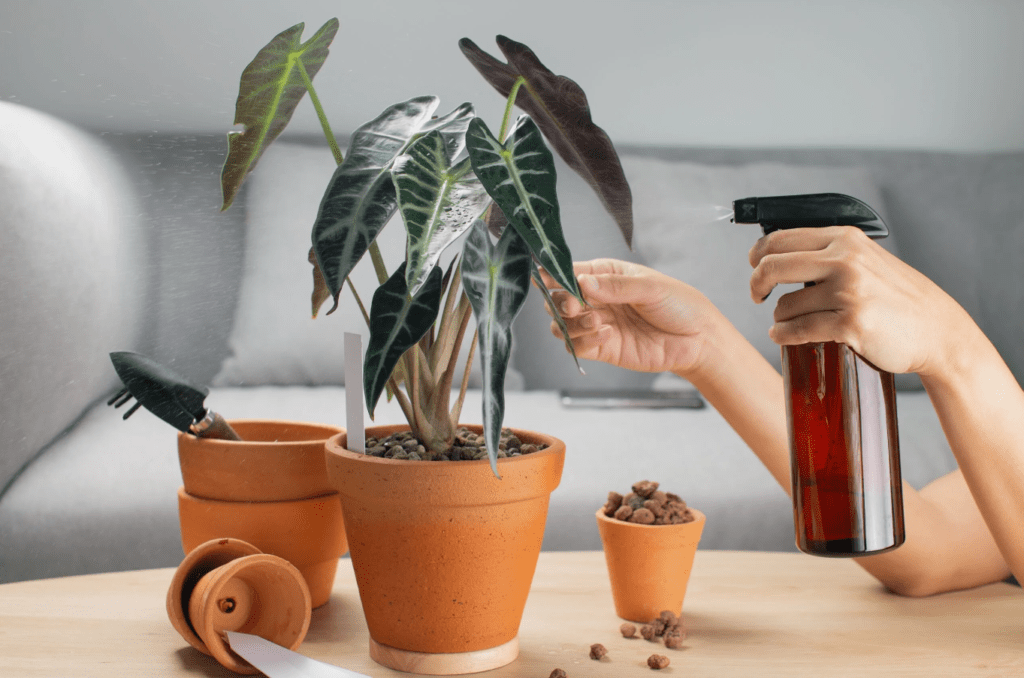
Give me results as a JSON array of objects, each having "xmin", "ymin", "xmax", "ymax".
[
  {"xmin": 750, "ymin": 251, "xmax": 837, "ymax": 303},
  {"xmin": 769, "ymin": 310, "xmax": 861, "ymax": 354},
  {"xmin": 749, "ymin": 227, "xmax": 872, "ymax": 303},
  {"xmin": 748, "ymin": 226, "xmax": 852, "ymax": 267},
  {"xmin": 536, "ymin": 259, "xmax": 627, "ymax": 290},
  {"xmin": 771, "ymin": 282, "xmax": 840, "ymax": 324},
  {"xmin": 549, "ymin": 318, "xmax": 611, "ymax": 358}
]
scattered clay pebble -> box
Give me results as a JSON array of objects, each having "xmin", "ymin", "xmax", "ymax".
[
  {"xmin": 633, "ymin": 480, "xmax": 659, "ymax": 498},
  {"xmin": 368, "ymin": 427, "xmax": 548, "ymax": 462},
  {"xmin": 620, "ymin": 622, "xmax": 637, "ymax": 638},
  {"xmin": 631, "ymin": 507, "xmax": 656, "ymax": 524},
  {"xmin": 664, "ymin": 631, "xmax": 685, "ymax": 649},
  {"xmin": 549, "ymin": 670, "xmax": 567, "ymax": 678},
  {"xmin": 603, "ymin": 491, "xmax": 624, "ymax": 516},
  {"xmin": 589, "ymin": 643, "xmax": 608, "ymax": 660},
  {"xmin": 647, "ymin": 654, "xmax": 671, "ymax": 670},
  {"xmin": 640, "ymin": 624, "xmax": 656, "ymax": 641},
  {"xmin": 604, "ymin": 481, "xmax": 696, "ymax": 525}
]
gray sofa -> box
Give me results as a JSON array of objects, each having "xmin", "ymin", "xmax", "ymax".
[{"xmin": 2, "ymin": 99, "xmax": 1022, "ymax": 584}]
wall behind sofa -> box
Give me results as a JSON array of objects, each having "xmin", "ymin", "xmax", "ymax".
[{"xmin": 1, "ymin": 0, "xmax": 1022, "ymax": 151}]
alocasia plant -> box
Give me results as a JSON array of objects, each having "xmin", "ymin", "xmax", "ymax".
[{"xmin": 220, "ymin": 20, "xmax": 633, "ymax": 476}]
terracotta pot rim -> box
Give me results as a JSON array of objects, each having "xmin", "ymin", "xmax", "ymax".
[
  {"xmin": 179, "ymin": 419, "xmax": 344, "ymax": 446},
  {"xmin": 595, "ymin": 506, "xmax": 706, "ymax": 530},
  {"xmin": 177, "ymin": 486, "xmax": 340, "ymax": 507},
  {"xmin": 325, "ymin": 424, "xmax": 563, "ymax": 468}
]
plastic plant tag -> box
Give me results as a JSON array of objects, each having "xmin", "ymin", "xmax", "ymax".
[
  {"xmin": 344, "ymin": 332, "xmax": 365, "ymax": 453},
  {"xmin": 226, "ymin": 632, "xmax": 370, "ymax": 678}
]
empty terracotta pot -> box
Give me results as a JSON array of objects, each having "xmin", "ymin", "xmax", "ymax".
[
  {"xmin": 178, "ymin": 420, "xmax": 343, "ymax": 502},
  {"xmin": 324, "ymin": 425, "xmax": 565, "ymax": 675},
  {"xmin": 178, "ymin": 488, "xmax": 346, "ymax": 608},
  {"xmin": 166, "ymin": 537, "xmax": 311, "ymax": 675},
  {"xmin": 596, "ymin": 507, "xmax": 706, "ymax": 623}
]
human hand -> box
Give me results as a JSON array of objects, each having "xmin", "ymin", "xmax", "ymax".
[
  {"xmin": 538, "ymin": 258, "xmax": 721, "ymax": 376},
  {"xmin": 748, "ymin": 226, "xmax": 972, "ymax": 377}
]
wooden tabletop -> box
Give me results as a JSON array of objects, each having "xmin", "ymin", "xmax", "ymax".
[{"xmin": 1, "ymin": 550, "xmax": 1021, "ymax": 677}]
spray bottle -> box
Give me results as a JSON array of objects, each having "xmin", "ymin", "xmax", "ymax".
[{"xmin": 733, "ymin": 193, "xmax": 905, "ymax": 557}]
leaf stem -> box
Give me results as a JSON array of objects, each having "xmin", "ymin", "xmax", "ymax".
[
  {"xmin": 498, "ymin": 76, "xmax": 526, "ymax": 143},
  {"xmin": 297, "ymin": 60, "xmax": 344, "ymax": 165}
]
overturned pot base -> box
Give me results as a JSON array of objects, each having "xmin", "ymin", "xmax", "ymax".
[
  {"xmin": 369, "ymin": 636, "xmax": 519, "ymax": 675},
  {"xmin": 166, "ymin": 537, "xmax": 311, "ymax": 675},
  {"xmin": 177, "ymin": 487, "xmax": 346, "ymax": 608}
]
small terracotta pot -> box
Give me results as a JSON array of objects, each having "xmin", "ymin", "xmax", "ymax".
[
  {"xmin": 178, "ymin": 420, "xmax": 343, "ymax": 502},
  {"xmin": 178, "ymin": 488, "xmax": 346, "ymax": 608},
  {"xmin": 166, "ymin": 537, "xmax": 311, "ymax": 675},
  {"xmin": 596, "ymin": 507, "xmax": 706, "ymax": 623},
  {"xmin": 324, "ymin": 425, "xmax": 565, "ymax": 675}
]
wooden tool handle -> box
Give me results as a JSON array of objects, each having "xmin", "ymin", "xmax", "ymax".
[{"xmin": 192, "ymin": 411, "xmax": 242, "ymax": 441}]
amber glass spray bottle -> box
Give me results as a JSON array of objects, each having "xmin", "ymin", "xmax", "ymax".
[{"xmin": 733, "ymin": 193, "xmax": 905, "ymax": 557}]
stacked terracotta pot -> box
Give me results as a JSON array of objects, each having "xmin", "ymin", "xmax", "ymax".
[{"xmin": 176, "ymin": 420, "xmax": 348, "ymax": 608}]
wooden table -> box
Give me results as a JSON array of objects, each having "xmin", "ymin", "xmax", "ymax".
[{"xmin": 1, "ymin": 550, "xmax": 1021, "ymax": 677}]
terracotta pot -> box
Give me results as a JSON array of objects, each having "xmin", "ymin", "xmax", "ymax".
[
  {"xmin": 175, "ymin": 419, "xmax": 347, "ymax": 608},
  {"xmin": 178, "ymin": 488, "xmax": 346, "ymax": 608},
  {"xmin": 178, "ymin": 419, "xmax": 343, "ymax": 502},
  {"xmin": 596, "ymin": 507, "xmax": 706, "ymax": 623},
  {"xmin": 166, "ymin": 537, "xmax": 311, "ymax": 675},
  {"xmin": 324, "ymin": 424, "xmax": 565, "ymax": 675}
]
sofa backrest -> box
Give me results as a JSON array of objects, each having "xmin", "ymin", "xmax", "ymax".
[
  {"xmin": 0, "ymin": 102, "xmax": 146, "ymax": 493},
  {"xmin": 69, "ymin": 135, "xmax": 1024, "ymax": 396},
  {"xmin": 512, "ymin": 145, "xmax": 1024, "ymax": 391}
]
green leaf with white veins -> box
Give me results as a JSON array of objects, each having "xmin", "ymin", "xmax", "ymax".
[
  {"xmin": 363, "ymin": 263, "xmax": 443, "ymax": 418},
  {"xmin": 221, "ymin": 19, "xmax": 339, "ymax": 211},
  {"xmin": 392, "ymin": 131, "xmax": 491, "ymax": 296},
  {"xmin": 311, "ymin": 97, "xmax": 474, "ymax": 314},
  {"xmin": 531, "ymin": 262, "xmax": 584, "ymax": 375},
  {"xmin": 461, "ymin": 219, "xmax": 532, "ymax": 477},
  {"xmin": 465, "ymin": 115, "xmax": 584, "ymax": 306}
]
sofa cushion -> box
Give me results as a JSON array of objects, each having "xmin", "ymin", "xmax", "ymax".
[
  {"xmin": 0, "ymin": 102, "xmax": 144, "ymax": 494},
  {"xmin": 0, "ymin": 386, "xmax": 955, "ymax": 582}
]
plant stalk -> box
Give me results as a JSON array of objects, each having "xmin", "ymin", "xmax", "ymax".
[
  {"xmin": 297, "ymin": 60, "xmax": 344, "ymax": 165},
  {"xmin": 498, "ymin": 76, "xmax": 526, "ymax": 144}
]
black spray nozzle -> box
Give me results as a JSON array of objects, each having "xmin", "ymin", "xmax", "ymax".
[{"xmin": 733, "ymin": 193, "xmax": 888, "ymax": 239}]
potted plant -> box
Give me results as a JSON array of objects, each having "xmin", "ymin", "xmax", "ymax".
[{"xmin": 219, "ymin": 20, "xmax": 633, "ymax": 673}]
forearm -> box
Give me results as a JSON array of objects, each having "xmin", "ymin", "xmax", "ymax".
[
  {"xmin": 685, "ymin": 311, "xmax": 1018, "ymax": 596},
  {"xmin": 683, "ymin": 313, "xmax": 793, "ymax": 493},
  {"xmin": 919, "ymin": 322, "xmax": 1024, "ymax": 586}
]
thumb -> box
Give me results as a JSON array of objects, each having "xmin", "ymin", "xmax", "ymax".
[{"xmin": 578, "ymin": 273, "xmax": 656, "ymax": 306}]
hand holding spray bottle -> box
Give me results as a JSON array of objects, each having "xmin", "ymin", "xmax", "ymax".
[{"xmin": 733, "ymin": 193, "xmax": 905, "ymax": 557}]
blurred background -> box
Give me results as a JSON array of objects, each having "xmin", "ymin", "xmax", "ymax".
[{"xmin": 2, "ymin": 0, "xmax": 1022, "ymax": 150}]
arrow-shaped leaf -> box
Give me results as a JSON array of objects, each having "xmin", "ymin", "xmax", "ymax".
[
  {"xmin": 530, "ymin": 262, "xmax": 585, "ymax": 375},
  {"xmin": 466, "ymin": 115, "xmax": 584, "ymax": 306},
  {"xmin": 311, "ymin": 97, "xmax": 474, "ymax": 314},
  {"xmin": 460, "ymin": 35, "xmax": 634, "ymax": 247},
  {"xmin": 392, "ymin": 132, "xmax": 491, "ymax": 296},
  {"xmin": 221, "ymin": 19, "xmax": 339, "ymax": 211},
  {"xmin": 364, "ymin": 263, "xmax": 443, "ymax": 418},
  {"xmin": 461, "ymin": 219, "xmax": 532, "ymax": 477}
]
